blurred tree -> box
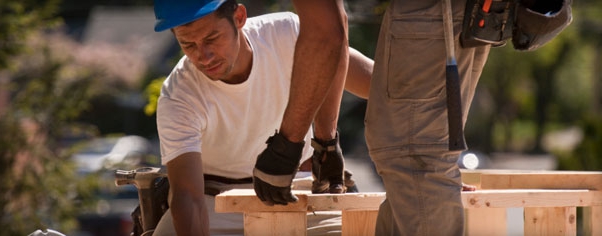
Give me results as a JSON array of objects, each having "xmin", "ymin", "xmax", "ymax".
[
  {"xmin": 468, "ymin": 44, "xmax": 527, "ymax": 153},
  {"xmin": 555, "ymin": 0, "xmax": 602, "ymax": 171},
  {"xmin": 0, "ymin": 40, "xmax": 103, "ymax": 235},
  {"xmin": 466, "ymin": 2, "xmax": 602, "ymax": 170},
  {"xmin": 557, "ymin": 115, "xmax": 602, "ymax": 171},
  {"xmin": 0, "ymin": 0, "xmax": 61, "ymax": 70},
  {"xmin": 531, "ymin": 37, "xmax": 572, "ymax": 153},
  {"xmin": 0, "ymin": 0, "xmax": 102, "ymax": 235}
]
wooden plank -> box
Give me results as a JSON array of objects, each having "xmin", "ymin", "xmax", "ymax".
[
  {"xmin": 217, "ymin": 189, "xmax": 601, "ymax": 213},
  {"xmin": 342, "ymin": 209, "xmax": 378, "ymax": 236},
  {"xmin": 524, "ymin": 207, "xmax": 577, "ymax": 236},
  {"xmin": 215, "ymin": 189, "xmax": 310, "ymax": 213},
  {"xmin": 244, "ymin": 212, "xmax": 306, "ymax": 236},
  {"xmin": 215, "ymin": 188, "xmax": 601, "ymax": 236},
  {"xmin": 462, "ymin": 189, "xmax": 602, "ymax": 208},
  {"xmin": 583, "ymin": 206, "xmax": 602, "ymax": 236},
  {"xmin": 464, "ymin": 208, "xmax": 506, "ymax": 236},
  {"xmin": 460, "ymin": 170, "xmax": 483, "ymax": 189},
  {"xmin": 460, "ymin": 169, "xmax": 534, "ymax": 189},
  {"xmin": 216, "ymin": 189, "xmax": 385, "ymax": 213},
  {"xmin": 479, "ymin": 171, "xmax": 602, "ymax": 190},
  {"xmin": 307, "ymin": 192, "xmax": 385, "ymax": 211}
]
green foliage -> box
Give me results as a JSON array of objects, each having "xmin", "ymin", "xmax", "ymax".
[
  {"xmin": 0, "ymin": 117, "xmax": 27, "ymax": 221},
  {"xmin": 0, "ymin": 44, "xmax": 101, "ymax": 235},
  {"xmin": 0, "ymin": 0, "xmax": 106, "ymax": 234},
  {"xmin": 0, "ymin": 0, "xmax": 61, "ymax": 70},
  {"xmin": 557, "ymin": 114, "xmax": 602, "ymax": 170},
  {"xmin": 466, "ymin": 2, "xmax": 602, "ymax": 158},
  {"xmin": 11, "ymin": 49, "xmax": 96, "ymax": 132},
  {"xmin": 144, "ymin": 77, "xmax": 166, "ymax": 116},
  {"xmin": 143, "ymin": 51, "xmax": 181, "ymax": 117}
]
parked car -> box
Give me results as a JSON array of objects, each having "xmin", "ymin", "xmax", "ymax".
[
  {"xmin": 72, "ymin": 135, "xmax": 159, "ymax": 174},
  {"xmin": 71, "ymin": 135, "xmax": 160, "ymax": 236}
]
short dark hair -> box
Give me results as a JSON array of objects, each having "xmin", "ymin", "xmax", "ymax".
[{"xmin": 215, "ymin": 0, "xmax": 238, "ymax": 26}]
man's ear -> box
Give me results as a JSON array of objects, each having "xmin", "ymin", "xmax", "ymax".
[{"xmin": 233, "ymin": 4, "xmax": 247, "ymax": 29}]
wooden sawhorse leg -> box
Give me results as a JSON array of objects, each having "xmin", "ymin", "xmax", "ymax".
[
  {"xmin": 524, "ymin": 207, "xmax": 577, "ymax": 236},
  {"xmin": 342, "ymin": 209, "xmax": 378, "ymax": 236},
  {"xmin": 464, "ymin": 208, "xmax": 507, "ymax": 236},
  {"xmin": 243, "ymin": 212, "xmax": 306, "ymax": 236}
]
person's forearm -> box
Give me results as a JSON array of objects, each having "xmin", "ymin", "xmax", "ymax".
[
  {"xmin": 312, "ymin": 44, "xmax": 348, "ymax": 141},
  {"xmin": 344, "ymin": 48, "xmax": 373, "ymax": 100},
  {"xmin": 313, "ymin": 47, "xmax": 374, "ymax": 139},
  {"xmin": 280, "ymin": 0, "xmax": 348, "ymax": 143},
  {"xmin": 166, "ymin": 152, "xmax": 209, "ymax": 235},
  {"xmin": 171, "ymin": 192, "xmax": 210, "ymax": 236}
]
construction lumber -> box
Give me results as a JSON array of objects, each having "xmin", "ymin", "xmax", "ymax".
[{"xmin": 215, "ymin": 188, "xmax": 601, "ymax": 236}]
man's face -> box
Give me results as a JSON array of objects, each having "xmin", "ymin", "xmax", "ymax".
[{"xmin": 173, "ymin": 12, "xmax": 241, "ymax": 82}]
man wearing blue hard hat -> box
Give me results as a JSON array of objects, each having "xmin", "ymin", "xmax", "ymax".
[{"xmin": 152, "ymin": 0, "xmax": 372, "ymax": 234}]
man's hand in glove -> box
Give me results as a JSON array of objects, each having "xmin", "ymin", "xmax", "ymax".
[
  {"xmin": 311, "ymin": 133, "xmax": 347, "ymax": 194},
  {"xmin": 253, "ymin": 131, "xmax": 304, "ymax": 206}
]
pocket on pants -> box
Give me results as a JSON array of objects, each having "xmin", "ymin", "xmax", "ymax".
[{"xmin": 385, "ymin": 19, "xmax": 446, "ymax": 101}]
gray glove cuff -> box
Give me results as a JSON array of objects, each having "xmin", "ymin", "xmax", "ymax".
[{"xmin": 252, "ymin": 168, "xmax": 296, "ymax": 188}]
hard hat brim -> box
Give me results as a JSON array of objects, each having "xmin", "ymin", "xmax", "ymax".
[{"xmin": 154, "ymin": 0, "xmax": 227, "ymax": 32}]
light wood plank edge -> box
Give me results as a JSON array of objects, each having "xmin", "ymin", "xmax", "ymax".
[
  {"xmin": 462, "ymin": 189, "xmax": 602, "ymax": 208},
  {"xmin": 479, "ymin": 171, "xmax": 602, "ymax": 190},
  {"xmin": 307, "ymin": 192, "xmax": 385, "ymax": 212}
]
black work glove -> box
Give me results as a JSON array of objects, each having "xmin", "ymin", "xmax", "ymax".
[
  {"xmin": 311, "ymin": 133, "xmax": 347, "ymax": 194},
  {"xmin": 253, "ymin": 131, "xmax": 304, "ymax": 206}
]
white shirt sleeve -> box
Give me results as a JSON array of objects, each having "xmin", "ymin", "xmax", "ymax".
[{"xmin": 156, "ymin": 93, "xmax": 204, "ymax": 165}]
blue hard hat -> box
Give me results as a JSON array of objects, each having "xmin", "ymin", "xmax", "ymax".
[{"xmin": 154, "ymin": 0, "xmax": 228, "ymax": 32}]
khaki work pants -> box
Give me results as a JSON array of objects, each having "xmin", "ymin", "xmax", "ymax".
[{"xmin": 364, "ymin": 0, "xmax": 491, "ymax": 235}]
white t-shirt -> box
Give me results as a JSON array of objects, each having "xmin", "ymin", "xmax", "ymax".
[{"xmin": 156, "ymin": 12, "xmax": 313, "ymax": 179}]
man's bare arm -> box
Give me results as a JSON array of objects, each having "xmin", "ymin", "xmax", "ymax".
[
  {"xmin": 166, "ymin": 152, "xmax": 209, "ymax": 236},
  {"xmin": 253, "ymin": 0, "xmax": 348, "ymax": 205},
  {"xmin": 279, "ymin": 0, "xmax": 348, "ymax": 142}
]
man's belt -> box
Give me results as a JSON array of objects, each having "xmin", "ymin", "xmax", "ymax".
[
  {"xmin": 204, "ymin": 174, "xmax": 253, "ymax": 196},
  {"xmin": 204, "ymin": 174, "xmax": 253, "ymax": 184}
]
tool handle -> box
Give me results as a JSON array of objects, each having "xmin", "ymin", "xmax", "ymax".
[
  {"xmin": 442, "ymin": 0, "xmax": 467, "ymax": 151},
  {"xmin": 446, "ymin": 65, "xmax": 467, "ymax": 151},
  {"xmin": 442, "ymin": 0, "xmax": 456, "ymax": 65},
  {"xmin": 482, "ymin": 0, "xmax": 493, "ymax": 12}
]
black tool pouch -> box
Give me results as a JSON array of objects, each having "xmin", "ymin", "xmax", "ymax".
[
  {"xmin": 461, "ymin": 0, "xmax": 573, "ymax": 50},
  {"xmin": 461, "ymin": 0, "xmax": 515, "ymax": 48},
  {"xmin": 511, "ymin": 0, "xmax": 572, "ymax": 51}
]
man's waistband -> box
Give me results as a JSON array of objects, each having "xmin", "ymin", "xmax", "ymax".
[
  {"xmin": 204, "ymin": 174, "xmax": 253, "ymax": 184},
  {"xmin": 203, "ymin": 174, "xmax": 253, "ymax": 196}
]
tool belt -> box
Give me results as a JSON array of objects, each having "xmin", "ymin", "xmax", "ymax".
[
  {"xmin": 460, "ymin": 0, "xmax": 572, "ymax": 51},
  {"xmin": 130, "ymin": 174, "xmax": 253, "ymax": 236}
]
